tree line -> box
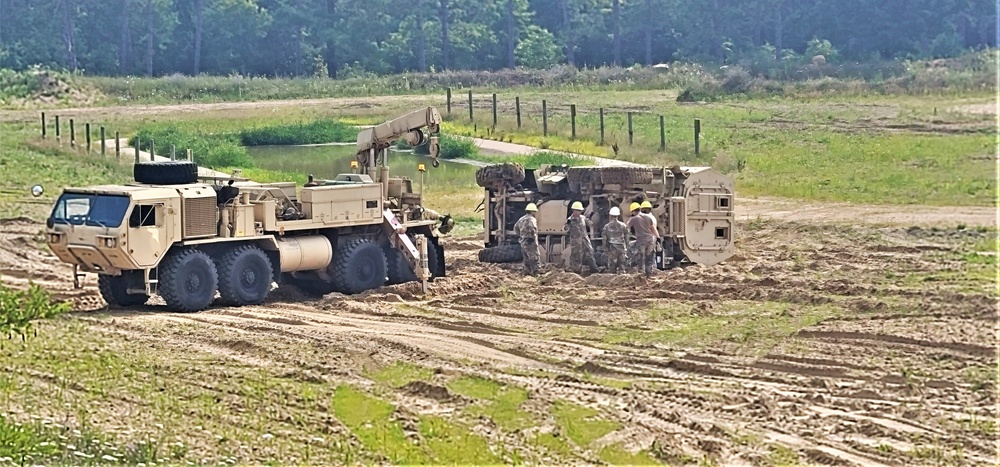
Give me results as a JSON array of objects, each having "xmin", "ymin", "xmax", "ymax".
[{"xmin": 0, "ymin": 0, "xmax": 994, "ymax": 78}]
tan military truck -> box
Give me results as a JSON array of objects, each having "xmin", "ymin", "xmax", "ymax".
[
  {"xmin": 475, "ymin": 164, "xmax": 735, "ymax": 269},
  {"xmin": 44, "ymin": 108, "xmax": 450, "ymax": 312}
]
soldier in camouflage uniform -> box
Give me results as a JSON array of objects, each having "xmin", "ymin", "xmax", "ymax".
[
  {"xmin": 513, "ymin": 203, "xmax": 540, "ymax": 276},
  {"xmin": 601, "ymin": 206, "xmax": 628, "ymax": 274},
  {"xmin": 564, "ymin": 201, "xmax": 598, "ymax": 274},
  {"xmin": 627, "ymin": 201, "xmax": 660, "ymax": 276}
]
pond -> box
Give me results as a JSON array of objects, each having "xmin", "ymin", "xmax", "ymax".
[{"xmin": 246, "ymin": 144, "xmax": 480, "ymax": 185}]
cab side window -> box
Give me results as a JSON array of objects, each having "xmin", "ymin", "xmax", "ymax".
[{"xmin": 129, "ymin": 205, "xmax": 159, "ymax": 227}]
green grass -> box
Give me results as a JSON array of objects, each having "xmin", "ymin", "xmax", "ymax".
[
  {"xmin": 366, "ymin": 362, "xmax": 434, "ymax": 389},
  {"xmin": 551, "ymin": 400, "xmax": 620, "ymax": 447},
  {"xmin": 239, "ymin": 120, "xmax": 356, "ymax": 146},
  {"xmin": 0, "ymin": 413, "xmax": 163, "ymax": 465},
  {"xmin": 0, "ymin": 282, "xmax": 70, "ymax": 340},
  {"xmin": 447, "ymin": 376, "xmax": 534, "ymax": 431}
]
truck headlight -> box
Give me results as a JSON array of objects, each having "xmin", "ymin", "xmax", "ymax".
[
  {"xmin": 48, "ymin": 233, "xmax": 62, "ymax": 244},
  {"xmin": 103, "ymin": 237, "xmax": 117, "ymax": 248}
]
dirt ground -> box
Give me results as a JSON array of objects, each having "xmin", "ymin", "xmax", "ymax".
[{"xmin": 1, "ymin": 211, "xmax": 996, "ymax": 465}]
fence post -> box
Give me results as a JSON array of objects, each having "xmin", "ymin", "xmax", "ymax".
[
  {"xmin": 115, "ymin": 132, "xmax": 121, "ymax": 159},
  {"xmin": 150, "ymin": 138, "xmax": 155, "ymax": 160},
  {"xmin": 627, "ymin": 112, "xmax": 633, "ymax": 145},
  {"xmin": 70, "ymin": 119, "xmax": 75, "ymax": 148},
  {"xmin": 694, "ymin": 118, "xmax": 701, "ymax": 155},
  {"xmin": 491, "ymin": 93, "xmax": 497, "ymax": 128},
  {"xmin": 85, "ymin": 123, "xmax": 91, "ymax": 153},
  {"xmin": 542, "ymin": 100, "xmax": 548, "ymax": 137},
  {"xmin": 599, "ymin": 108, "xmax": 605, "ymax": 145},
  {"xmin": 170, "ymin": 144, "xmax": 176, "ymax": 161},
  {"xmin": 134, "ymin": 136, "xmax": 141, "ymax": 164},
  {"xmin": 55, "ymin": 115, "xmax": 61, "ymax": 143},
  {"xmin": 515, "ymin": 96, "xmax": 521, "ymax": 129},
  {"xmin": 187, "ymin": 149, "xmax": 192, "ymax": 162},
  {"xmin": 100, "ymin": 127, "xmax": 106, "ymax": 155},
  {"xmin": 41, "ymin": 112, "xmax": 46, "ymax": 138},
  {"xmin": 468, "ymin": 90, "xmax": 473, "ymax": 122},
  {"xmin": 660, "ymin": 116, "xmax": 666, "ymax": 152},
  {"xmin": 446, "ymin": 87, "xmax": 452, "ymax": 115},
  {"xmin": 570, "ymin": 104, "xmax": 576, "ymax": 139}
]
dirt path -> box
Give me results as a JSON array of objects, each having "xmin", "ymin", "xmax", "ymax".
[
  {"xmin": 738, "ymin": 196, "xmax": 997, "ymax": 228},
  {"xmin": 1, "ymin": 215, "xmax": 995, "ymax": 465},
  {"xmin": 473, "ymin": 138, "xmax": 642, "ymax": 167}
]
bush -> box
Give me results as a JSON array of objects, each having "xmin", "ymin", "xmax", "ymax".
[
  {"xmin": 131, "ymin": 124, "xmax": 253, "ymax": 168},
  {"xmin": 239, "ymin": 120, "xmax": 356, "ymax": 146},
  {"xmin": 0, "ymin": 281, "xmax": 70, "ymax": 340},
  {"xmin": 410, "ymin": 134, "xmax": 479, "ymax": 159}
]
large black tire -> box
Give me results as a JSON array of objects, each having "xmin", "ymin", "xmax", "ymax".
[
  {"xmin": 158, "ymin": 248, "xmax": 219, "ymax": 312},
  {"xmin": 386, "ymin": 237, "xmax": 443, "ymax": 285},
  {"xmin": 134, "ymin": 160, "xmax": 198, "ymax": 185},
  {"xmin": 331, "ymin": 238, "xmax": 387, "ymax": 294},
  {"xmin": 475, "ymin": 163, "xmax": 526, "ymax": 188},
  {"xmin": 217, "ymin": 245, "xmax": 273, "ymax": 306},
  {"xmin": 97, "ymin": 273, "xmax": 149, "ymax": 307},
  {"xmin": 566, "ymin": 167, "xmax": 654, "ymax": 186},
  {"xmin": 478, "ymin": 244, "xmax": 523, "ymax": 263}
]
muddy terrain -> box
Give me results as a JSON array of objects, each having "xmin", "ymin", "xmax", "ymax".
[{"xmin": 1, "ymin": 213, "xmax": 995, "ymax": 465}]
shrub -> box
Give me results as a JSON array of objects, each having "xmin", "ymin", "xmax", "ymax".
[
  {"xmin": 410, "ymin": 134, "xmax": 479, "ymax": 159},
  {"xmin": 131, "ymin": 124, "xmax": 253, "ymax": 168},
  {"xmin": 0, "ymin": 281, "xmax": 70, "ymax": 341},
  {"xmin": 239, "ymin": 120, "xmax": 356, "ymax": 146}
]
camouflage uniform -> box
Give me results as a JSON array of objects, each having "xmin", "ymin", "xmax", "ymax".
[
  {"xmin": 513, "ymin": 213, "xmax": 540, "ymax": 275},
  {"xmin": 627, "ymin": 213, "xmax": 659, "ymax": 275},
  {"xmin": 565, "ymin": 214, "xmax": 598, "ymax": 274},
  {"xmin": 601, "ymin": 219, "xmax": 628, "ymax": 274}
]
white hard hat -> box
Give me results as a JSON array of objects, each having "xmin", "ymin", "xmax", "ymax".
[{"xmin": 609, "ymin": 207, "xmax": 621, "ymax": 216}]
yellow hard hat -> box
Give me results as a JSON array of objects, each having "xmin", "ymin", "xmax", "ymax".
[
  {"xmin": 629, "ymin": 202, "xmax": 641, "ymax": 212},
  {"xmin": 525, "ymin": 203, "xmax": 538, "ymax": 212},
  {"xmin": 640, "ymin": 201, "xmax": 653, "ymax": 209},
  {"xmin": 571, "ymin": 201, "xmax": 584, "ymax": 211}
]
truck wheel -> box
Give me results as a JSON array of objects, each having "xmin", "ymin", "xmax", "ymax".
[
  {"xmin": 133, "ymin": 160, "xmax": 199, "ymax": 185},
  {"xmin": 475, "ymin": 162, "xmax": 526, "ymax": 189},
  {"xmin": 478, "ymin": 244, "xmax": 523, "ymax": 263},
  {"xmin": 97, "ymin": 273, "xmax": 149, "ymax": 307},
  {"xmin": 158, "ymin": 248, "xmax": 219, "ymax": 312},
  {"xmin": 567, "ymin": 167, "xmax": 654, "ymax": 186},
  {"xmin": 387, "ymin": 237, "xmax": 442, "ymax": 284},
  {"xmin": 331, "ymin": 238, "xmax": 387, "ymax": 294},
  {"xmin": 217, "ymin": 245, "xmax": 273, "ymax": 306}
]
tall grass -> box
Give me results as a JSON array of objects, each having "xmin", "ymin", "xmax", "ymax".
[{"xmin": 239, "ymin": 120, "xmax": 356, "ymax": 146}]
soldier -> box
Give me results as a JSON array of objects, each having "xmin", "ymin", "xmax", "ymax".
[
  {"xmin": 601, "ymin": 206, "xmax": 628, "ymax": 274},
  {"xmin": 626, "ymin": 202, "xmax": 642, "ymax": 271},
  {"xmin": 564, "ymin": 201, "xmax": 599, "ymax": 274},
  {"xmin": 513, "ymin": 203, "xmax": 540, "ymax": 276},
  {"xmin": 627, "ymin": 201, "xmax": 660, "ymax": 276}
]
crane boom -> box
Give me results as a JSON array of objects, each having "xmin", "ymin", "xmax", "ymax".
[{"xmin": 356, "ymin": 107, "xmax": 442, "ymax": 167}]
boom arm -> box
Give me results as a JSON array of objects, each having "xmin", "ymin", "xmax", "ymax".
[{"xmin": 356, "ymin": 107, "xmax": 443, "ymax": 168}]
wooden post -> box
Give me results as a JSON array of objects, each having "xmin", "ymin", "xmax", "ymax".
[
  {"xmin": 627, "ymin": 112, "xmax": 633, "ymax": 145},
  {"xmin": 515, "ymin": 96, "xmax": 521, "ymax": 128},
  {"xmin": 115, "ymin": 132, "xmax": 121, "ymax": 159},
  {"xmin": 170, "ymin": 144, "xmax": 176, "ymax": 161},
  {"xmin": 570, "ymin": 104, "xmax": 576, "ymax": 140},
  {"xmin": 468, "ymin": 90, "xmax": 473, "ymax": 122},
  {"xmin": 660, "ymin": 116, "xmax": 666, "ymax": 152},
  {"xmin": 150, "ymin": 138, "xmax": 155, "ymax": 160},
  {"xmin": 41, "ymin": 112, "xmax": 46, "ymax": 138},
  {"xmin": 599, "ymin": 108, "xmax": 605, "ymax": 145},
  {"xmin": 100, "ymin": 127, "xmax": 106, "ymax": 155},
  {"xmin": 69, "ymin": 119, "xmax": 75, "ymax": 148},
  {"xmin": 187, "ymin": 149, "xmax": 192, "ymax": 162},
  {"xmin": 85, "ymin": 123, "xmax": 91, "ymax": 153},
  {"xmin": 55, "ymin": 115, "xmax": 60, "ymax": 143},
  {"xmin": 694, "ymin": 118, "xmax": 701, "ymax": 155},
  {"xmin": 446, "ymin": 87, "xmax": 452, "ymax": 115},
  {"xmin": 491, "ymin": 93, "xmax": 497, "ymax": 127},
  {"xmin": 542, "ymin": 100, "xmax": 548, "ymax": 137},
  {"xmin": 134, "ymin": 136, "xmax": 141, "ymax": 163}
]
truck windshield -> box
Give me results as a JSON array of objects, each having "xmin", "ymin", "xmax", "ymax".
[{"xmin": 50, "ymin": 193, "xmax": 131, "ymax": 228}]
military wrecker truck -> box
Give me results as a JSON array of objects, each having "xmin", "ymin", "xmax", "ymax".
[
  {"xmin": 44, "ymin": 108, "xmax": 450, "ymax": 312},
  {"xmin": 475, "ymin": 163, "xmax": 735, "ymax": 269}
]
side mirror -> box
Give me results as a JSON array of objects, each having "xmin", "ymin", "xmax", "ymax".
[{"xmin": 31, "ymin": 185, "xmax": 44, "ymax": 197}]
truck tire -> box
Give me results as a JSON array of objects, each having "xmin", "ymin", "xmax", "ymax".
[
  {"xmin": 134, "ymin": 160, "xmax": 198, "ymax": 185},
  {"xmin": 478, "ymin": 244, "xmax": 523, "ymax": 263},
  {"xmin": 567, "ymin": 167, "xmax": 654, "ymax": 186},
  {"xmin": 97, "ymin": 273, "xmax": 149, "ymax": 307},
  {"xmin": 386, "ymin": 237, "xmax": 442, "ymax": 284},
  {"xmin": 475, "ymin": 163, "xmax": 526, "ymax": 188},
  {"xmin": 217, "ymin": 245, "xmax": 273, "ymax": 306},
  {"xmin": 158, "ymin": 248, "xmax": 219, "ymax": 312},
  {"xmin": 331, "ymin": 238, "xmax": 387, "ymax": 294}
]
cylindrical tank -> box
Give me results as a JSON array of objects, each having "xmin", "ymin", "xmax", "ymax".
[{"xmin": 276, "ymin": 235, "xmax": 333, "ymax": 272}]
